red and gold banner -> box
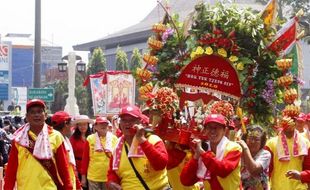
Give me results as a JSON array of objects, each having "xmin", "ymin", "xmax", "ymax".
[{"xmin": 176, "ymin": 55, "xmax": 241, "ymax": 99}]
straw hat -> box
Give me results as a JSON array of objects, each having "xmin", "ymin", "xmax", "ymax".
[{"xmin": 71, "ymin": 115, "xmax": 94, "ymax": 126}]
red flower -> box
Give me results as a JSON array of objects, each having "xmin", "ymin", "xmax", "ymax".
[{"xmin": 213, "ymin": 28, "xmax": 223, "ymax": 35}]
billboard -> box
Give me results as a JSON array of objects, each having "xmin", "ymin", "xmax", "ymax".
[
  {"xmin": 12, "ymin": 87, "xmax": 27, "ymax": 115},
  {"xmin": 0, "ymin": 43, "xmax": 11, "ymax": 100}
]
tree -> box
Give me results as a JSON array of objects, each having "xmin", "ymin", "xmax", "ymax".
[
  {"xmin": 75, "ymin": 73, "xmax": 88, "ymax": 115},
  {"xmin": 115, "ymin": 46, "xmax": 129, "ymax": 71},
  {"xmin": 50, "ymin": 79, "xmax": 68, "ymax": 113},
  {"xmin": 87, "ymin": 47, "xmax": 106, "ymax": 74},
  {"xmin": 130, "ymin": 48, "xmax": 142, "ymax": 74},
  {"xmin": 130, "ymin": 48, "xmax": 143, "ymax": 104},
  {"xmin": 86, "ymin": 47, "xmax": 107, "ymax": 116}
]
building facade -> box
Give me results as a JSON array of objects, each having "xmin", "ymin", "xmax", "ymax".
[{"xmin": 2, "ymin": 33, "xmax": 63, "ymax": 87}]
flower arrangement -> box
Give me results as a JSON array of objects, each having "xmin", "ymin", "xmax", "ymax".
[
  {"xmin": 132, "ymin": 2, "xmax": 299, "ymax": 128},
  {"xmin": 146, "ymin": 87, "xmax": 179, "ymax": 117},
  {"xmin": 210, "ymin": 100, "xmax": 234, "ymax": 119},
  {"xmin": 190, "ymin": 28, "xmax": 239, "ymax": 62}
]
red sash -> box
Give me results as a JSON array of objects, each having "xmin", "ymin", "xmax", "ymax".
[{"xmin": 26, "ymin": 135, "xmax": 64, "ymax": 190}]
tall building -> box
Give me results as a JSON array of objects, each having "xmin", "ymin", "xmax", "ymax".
[{"xmin": 2, "ymin": 33, "xmax": 63, "ymax": 87}]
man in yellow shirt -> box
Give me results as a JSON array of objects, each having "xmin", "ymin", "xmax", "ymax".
[
  {"xmin": 4, "ymin": 99, "xmax": 73, "ymax": 190},
  {"xmin": 106, "ymin": 105, "xmax": 170, "ymax": 190},
  {"xmin": 81, "ymin": 116, "xmax": 118, "ymax": 190},
  {"xmin": 265, "ymin": 116, "xmax": 310, "ymax": 190}
]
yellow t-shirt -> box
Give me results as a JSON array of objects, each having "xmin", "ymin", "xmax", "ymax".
[
  {"xmin": 266, "ymin": 135, "xmax": 309, "ymax": 190},
  {"xmin": 204, "ymin": 141, "xmax": 242, "ymax": 190},
  {"xmin": 87, "ymin": 133, "xmax": 118, "ymax": 182},
  {"xmin": 116, "ymin": 135, "xmax": 169, "ymax": 190},
  {"xmin": 167, "ymin": 150, "xmax": 201, "ymax": 190},
  {"xmin": 15, "ymin": 130, "xmax": 64, "ymax": 189},
  {"xmin": 68, "ymin": 163, "xmax": 77, "ymax": 190}
]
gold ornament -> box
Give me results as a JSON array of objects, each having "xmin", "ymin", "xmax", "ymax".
[
  {"xmin": 276, "ymin": 59, "xmax": 292, "ymax": 70},
  {"xmin": 139, "ymin": 83, "xmax": 153, "ymax": 100},
  {"xmin": 143, "ymin": 54, "xmax": 158, "ymax": 66},
  {"xmin": 279, "ymin": 116, "xmax": 295, "ymax": 129},
  {"xmin": 277, "ymin": 75, "xmax": 293, "ymax": 87},
  {"xmin": 136, "ymin": 68, "xmax": 152, "ymax": 81},
  {"xmin": 152, "ymin": 23, "xmax": 167, "ymax": 33},
  {"xmin": 284, "ymin": 88, "xmax": 298, "ymax": 104},
  {"xmin": 282, "ymin": 104, "xmax": 300, "ymax": 118},
  {"xmin": 148, "ymin": 37, "xmax": 163, "ymax": 50}
]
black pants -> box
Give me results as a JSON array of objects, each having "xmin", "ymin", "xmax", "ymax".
[{"xmin": 78, "ymin": 173, "xmax": 88, "ymax": 190}]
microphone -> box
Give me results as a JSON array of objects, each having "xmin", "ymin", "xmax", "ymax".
[
  {"xmin": 144, "ymin": 128, "xmax": 154, "ymax": 133},
  {"xmin": 201, "ymin": 141, "xmax": 209, "ymax": 151},
  {"xmin": 130, "ymin": 127, "xmax": 154, "ymax": 136},
  {"xmin": 144, "ymin": 128, "xmax": 154, "ymax": 138}
]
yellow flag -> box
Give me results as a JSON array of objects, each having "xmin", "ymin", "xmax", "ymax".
[
  {"xmin": 236, "ymin": 107, "xmax": 247, "ymax": 134},
  {"xmin": 260, "ymin": 0, "xmax": 278, "ymax": 28}
]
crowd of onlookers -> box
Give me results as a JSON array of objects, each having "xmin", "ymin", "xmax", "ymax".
[
  {"xmin": 0, "ymin": 115, "xmax": 25, "ymax": 166},
  {"xmin": 4, "ymin": 99, "xmax": 310, "ymax": 190}
]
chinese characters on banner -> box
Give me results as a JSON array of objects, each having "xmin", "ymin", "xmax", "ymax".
[
  {"xmin": 89, "ymin": 71, "xmax": 135, "ymax": 116},
  {"xmin": 176, "ymin": 55, "xmax": 241, "ymax": 99}
]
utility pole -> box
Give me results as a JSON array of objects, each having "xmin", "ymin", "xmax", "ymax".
[{"xmin": 34, "ymin": 0, "xmax": 41, "ymax": 88}]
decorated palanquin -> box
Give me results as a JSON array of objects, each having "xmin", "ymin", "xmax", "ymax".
[{"xmin": 135, "ymin": 2, "xmax": 305, "ymax": 143}]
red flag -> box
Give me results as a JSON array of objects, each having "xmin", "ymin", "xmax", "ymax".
[{"xmin": 268, "ymin": 17, "xmax": 298, "ymax": 56}]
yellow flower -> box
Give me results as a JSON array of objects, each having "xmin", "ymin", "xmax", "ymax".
[
  {"xmin": 217, "ymin": 48, "xmax": 227, "ymax": 57},
  {"xmin": 236, "ymin": 62, "xmax": 244, "ymax": 70},
  {"xmin": 205, "ymin": 46, "xmax": 213, "ymax": 55},
  {"xmin": 195, "ymin": 46, "xmax": 204, "ymax": 55},
  {"xmin": 190, "ymin": 51, "xmax": 197, "ymax": 59},
  {"xmin": 229, "ymin": 55, "xmax": 238, "ymax": 62}
]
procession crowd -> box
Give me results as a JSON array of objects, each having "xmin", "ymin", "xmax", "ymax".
[{"xmin": 2, "ymin": 99, "xmax": 310, "ymax": 190}]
